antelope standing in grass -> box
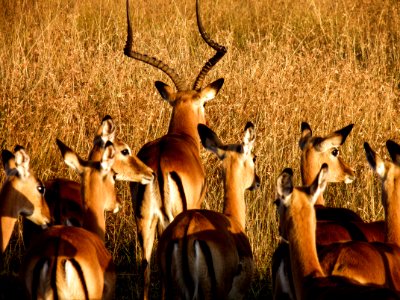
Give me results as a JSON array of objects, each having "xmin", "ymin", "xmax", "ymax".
[
  {"xmin": 22, "ymin": 115, "xmax": 154, "ymax": 247},
  {"xmin": 314, "ymin": 141, "xmax": 400, "ymax": 290},
  {"xmin": 157, "ymin": 122, "xmax": 259, "ymax": 299},
  {"xmin": 0, "ymin": 146, "xmax": 50, "ymax": 254},
  {"xmin": 124, "ymin": 0, "xmax": 227, "ymax": 298},
  {"xmin": 20, "ymin": 139, "xmax": 151, "ymax": 299},
  {"xmin": 275, "ymin": 165, "xmax": 400, "ymax": 300},
  {"xmin": 272, "ymin": 123, "xmax": 390, "ymax": 299}
]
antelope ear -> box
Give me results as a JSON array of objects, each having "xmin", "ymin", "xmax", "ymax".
[
  {"xmin": 2, "ymin": 150, "xmax": 16, "ymax": 176},
  {"xmin": 386, "ymin": 140, "xmax": 400, "ymax": 166},
  {"xmin": 299, "ymin": 122, "xmax": 312, "ymax": 150},
  {"xmin": 199, "ymin": 78, "xmax": 224, "ymax": 102},
  {"xmin": 155, "ymin": 81, "xmax": 176, "ymax": 103},
  {"xmin": 13, "ymin": 146, "xmax": 31, "ymax": 179},
  {"xmin": 364, "ymin": 142, "xmax": 386, "ymax": 178},
  {"xmin": 243, "ymin": 122, "xmax": 255, "ymax": 155},
  {"xmin": 197, "ymin": 124, "xmax": 226, "ymax": 159},
  {"xmin": 310, "ymin": 164, "xmax": 328, "ymax": 204},
  {"xmin": 56, "ymin": 139, "xmax": 84, "ymax": 175},
  {"xmin": 100, "ymin": 141, "xmax": 116, "ymax": 173},
  {"xmin": 276, "ymin": 168, "xmax": 294, "ymax": 207},
  {"xmin": 97, "ymin": 115, "xmax": 116, "ymax": 143},
  {"xmin": 315, "ymin": 124, "xmax": 354, "ymax": 152}
]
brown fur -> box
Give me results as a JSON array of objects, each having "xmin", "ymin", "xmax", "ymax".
[
  {"xmin": 20, "ymin": 140, "xmax": 120, "ymax": 299},
  {"xmin": 276, "ymin": 167, "xmax": 400, "ymax": 300},
  {"xmin": 0, "ymin": 147, "xmax": 50, "ymax": 253},
  {"xmin": 157, "ymin": 123, "xmax": 258, "ymax": 299}
]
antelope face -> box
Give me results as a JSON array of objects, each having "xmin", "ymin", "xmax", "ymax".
[
  {"xmin": 2, "ymin": 147, "xmax": 50, "ymax": 226},
  {"xmin": 90, "ymin": 115, "xmax": 154, "ymax": 185},
  {"xmin": 299, "ymin": 122, "xmax": 355, "ymax": 185}
]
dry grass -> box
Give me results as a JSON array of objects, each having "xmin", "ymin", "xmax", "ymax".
[{"xmin": 1, "ymin": 0, "xmax": 400, "ymax": 298}]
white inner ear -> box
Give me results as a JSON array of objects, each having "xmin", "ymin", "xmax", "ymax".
[
  {"xmin": 14, "ymin": 150, "xmax": 30, "ymax": 179},
  {"xmin": 101, "ymin": 119, "xmax": 115, "ymax": 142},
  {"xmin": 63, "ymin": 152, "xmax": 83, "ymax": 174},
  {"xmin": 319, "ymin": 135, "xmax": 342, "ymax": 151},
  {"xmin": 376, "ymin": 160, "xmax": 386, "ymax": 178},
  {"xmin": 200, "ymin": 87, "xmax": 217, "ymax": 102}
]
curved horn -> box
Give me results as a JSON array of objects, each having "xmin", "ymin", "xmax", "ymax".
[
  {"xmin": 123, "ymin": 0, "xmax": 186, "ymax": 91},
  {"xmin": 192, "ymin": 0, "xmax": 227, "ymax": 91}
]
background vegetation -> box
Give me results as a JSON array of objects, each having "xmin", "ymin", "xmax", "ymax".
[{"xmin": 1, "ymin": 0, "xmax": 399, "ymax": 298}]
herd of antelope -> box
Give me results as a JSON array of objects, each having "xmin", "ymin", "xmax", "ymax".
[{"xmin": 1, "ymin": 0, "xmax": 400, "ymax": 300}]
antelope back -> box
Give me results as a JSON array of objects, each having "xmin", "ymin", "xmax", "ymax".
[{"xmin": 21, "ymin": 226, "xmax": 116, "ymax": 300}]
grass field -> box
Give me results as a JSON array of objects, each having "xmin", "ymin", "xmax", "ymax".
[{"xmin": 1, "ymin": 0, "xmax": 400, "ymax": 298}]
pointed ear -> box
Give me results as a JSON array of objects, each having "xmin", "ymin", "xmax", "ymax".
[
  {"xmin": 155, "ymin": 81, "xmax": 176, "ymax": 103},
  {"xmin": 199, "ymin": 78, "xmax": 224, "ymax": 102},
  {"xmin": 197, "ymin": 124, "xmax": 226, "ymax": 159},
  {"xmin": 97, "ymin": 115, "xmax": 116, "ymax": 143},
  {"xmin": 100, "ymin": 141, "xmax": 116, "ymax": 173},
  {"xmin": 13, "ymin": 146, "xmax": 31, "ymax": 179},
  {"xmin": 310, "ymin": 163, "xmax": 328, "ymax": 204},
  {"xmin": 243, "ymin": 122, "xmax": 255, "ymax": 155},
  {"xmin": 386, "ymin": 140, "xmax": 400, "ymax": 166},
  {"xmin": 56, "ymin": 139, "xmax": 84, "ymax": 175},
  {"xmin": 364, "ymin": 142, "xmax": 386, "ymax": 178},
  {"xmin": 276, "ymin": 168, "xmax": 294, "ymax": 207},
  {"xmin": 1, "ymin": 150, "xmax": 16, "ymax": 176},
  {"xmin": 316, "ymin": 124, "xmax": 354, "ymax": 152},
  {"xmin": 299, "ymin": 122, "xmax": 312, "ymax": 150}
]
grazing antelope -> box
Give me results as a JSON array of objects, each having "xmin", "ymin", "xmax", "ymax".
[
  {"xmin": 20, "ymin": 140, "xmax": 128, "ymax": 299},
  {"xmin": 157, "ymin": 122, "xmax": 259, "ymax": 299},
  {"xmin": 124, "ymin": 0, "xmax": 226, "ymax": 298},
  {"xmin": 0, "ymin": 146, "xmax": 50, "ymax": 254},
  {"xmin": 275, "ymin": 165, "xmax": 400, "ymax": 300},
  {"xmin": 22, "ymin": 115, "xmax": 154, "ymax": 247}
]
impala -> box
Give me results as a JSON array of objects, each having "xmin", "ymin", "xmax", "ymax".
[
  {"xmin": 157, "ymin": 122, "xmax": 259, "ymax": 299},
  {"xmin": 273, "ymin": 122, "xmax": 364, "ymax": 299},
  {"xmin": 124, "ymin": 0, "xmax": 227, "ymax": 298},
  {"xmin": 20, "ymin": 139, "xmax": 133, "ymax": 299},
  {"xmin": 0, "ymin": 146, "xmax": 50, "ymax": 254},
  {"xmin": 275, "ymin": 165, "xmax": 400, "ymax": 300},
  {"xmin": 22, "ymin": 115, "xmax": 154, "ymax": 247},
  {"xmin": 314, "ymin": 141, "xmax": 400, "ymax": 289}
]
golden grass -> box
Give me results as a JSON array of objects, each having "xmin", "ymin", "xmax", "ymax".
[{"xmin": 1, "ymin": 0, "xmax": 400, "ymax": 298}]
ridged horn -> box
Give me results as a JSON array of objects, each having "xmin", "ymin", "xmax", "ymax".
[
  {"xmin": 192, "ymin": 0, "xmax": 227, "ymax": 91},
  {"xmin": 123, "ymin": 0, "xmax": 186, "ymax": 92}
]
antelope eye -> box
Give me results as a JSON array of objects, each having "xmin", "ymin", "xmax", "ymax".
[
  {"xmin": 253, "ymin": 155, "xmax": 257, "ymax": 163},
  {"xmin": 37, "ymin": 185, "xmax": 45, "ymax": 195},
  {"xmin": 113, "ymin": 174, "xmax": 117, "ymax": 181},
  {"xmin": 332, "ymin": 148, "xmax": 339, "ymax": 157},
  {"xmin": 121, "ymin": 149, "xmax": 130, "ymax": 156}
]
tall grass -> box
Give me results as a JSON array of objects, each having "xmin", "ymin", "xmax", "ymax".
[{"xmin": 1, "ymin": 0, "xmax": 400, "ymax": 298}]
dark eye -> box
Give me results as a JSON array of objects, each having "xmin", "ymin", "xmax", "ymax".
[
  {"xmin": 253, "ymin": 155, "xmax": 257, "ymax": 163},
  {"xmin": 332, "ymin": 149, "xmax": 339, "ymax": 157},
  {"xmin": 113, "ymin": 173, "xmax": 117, "ymax": 181},
  {"xmin": 121, "ymin": 149, "xmax": 130, "ymax": 156},
  {"xmin": 37, "ymin": 186, "xmax": 45, "ymax": 195}
]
